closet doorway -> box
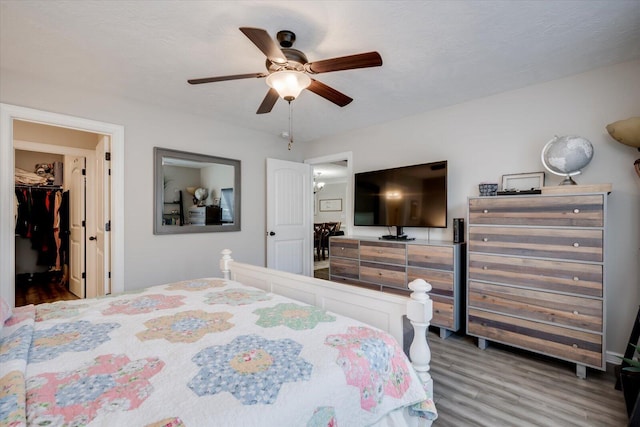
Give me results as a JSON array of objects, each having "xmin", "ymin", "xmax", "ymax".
[
  {"xmin": 13, "ymin": 121, "xmax": 109, "ymax": 306},
  {"xmin": 1, "ymin": 103, "xmax": 125, "ymax": 308}
]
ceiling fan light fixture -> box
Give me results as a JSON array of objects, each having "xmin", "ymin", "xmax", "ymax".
[{"xmin": 266, "ymin": 70, "xmax": 311, "ymax": 101}]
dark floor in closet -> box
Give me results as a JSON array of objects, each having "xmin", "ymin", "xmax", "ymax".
[{"xmin": 15, "ymin": 271, "xmax": 79, "ymax": 307}]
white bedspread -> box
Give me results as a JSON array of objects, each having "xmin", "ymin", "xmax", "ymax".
[{"xmin": 1, "ymin": 277, "xmax": 436, "ymax": 426}]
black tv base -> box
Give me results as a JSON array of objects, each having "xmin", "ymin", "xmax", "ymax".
[
  {"xmin": 379, "ymin": 234, "xmax": 415, "ymax": 241},
  {"xmin": 379, "ymin": 226, "xmax": 414, "ymax": 241}
]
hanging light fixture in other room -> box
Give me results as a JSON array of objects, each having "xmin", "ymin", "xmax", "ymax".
[{"xmin": 313, "ymin": 173, "xmax": 326, "ymax": 194}]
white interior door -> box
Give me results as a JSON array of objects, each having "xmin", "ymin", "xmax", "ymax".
[
  {"xmin": 266, "ymin": 158, "xmax": 312, "ymax": 276},
  {"xmin": 66, "ymin": 155, "xmax": 85, "ymax": 298},
  {"xmin": 95, "ymin": 136, "xmax": 110, "ymax": 295}
]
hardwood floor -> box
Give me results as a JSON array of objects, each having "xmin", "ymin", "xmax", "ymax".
[
  {"xmin": 15, "ymin": 272, "xmax": 79, "ymax": 306},
  {"xmin": 429, "ymin": 331, "xmax": 627, "ymax": 426}
]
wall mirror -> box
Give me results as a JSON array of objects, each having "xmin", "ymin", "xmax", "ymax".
[{"xmin": 154, "ymin": 147, "xmax": 241, "ymax": 234}]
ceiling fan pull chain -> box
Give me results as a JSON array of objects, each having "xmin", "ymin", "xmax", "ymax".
[{"xmin": 288, "ymin": 101, "xmax": 293, "ymax": 150}]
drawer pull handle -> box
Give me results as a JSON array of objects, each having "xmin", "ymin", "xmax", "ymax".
[
  {"xmin": 341, "ymin": 247, "xmax": 344, "ymax": 250},
  {"xmin": 483, "ymin": 209, "xmax": 489, "ymax": 214},
  {"xmin": 573, "ymin": 208, "xmax": 580, "ymax": 214},
  {"xmin": 573, "ymin": 310, "xmax": 579, "ymax": 315},
  {"xmin": 378, "ymin": 272, "xmax": 383, "ymax": 276},
  {"xmin": 482, "ymin": 266, "xmax": 488, "ymax": 270},
  {"xmin": 573, "ymin": 276, "xmax": 579, "ymax": 281},
  {"xmin": 572, "ymin": 344, "xmax": 578, "ymax": 349},
  {"xmin": 573, "ymin": 242, "xmax": 580, "ymax": 248},
  {"xmin": 378, "ymin": 250, "xmax": 383, "ymax": 253},
  {"xmin": 483, "ymin": 237, "xmax": 489, "ymax": 242}
]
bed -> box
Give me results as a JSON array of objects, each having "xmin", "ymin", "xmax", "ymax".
[{"xmin": 1, "ymin": 249, "xmax": 437, "ymax": 426}]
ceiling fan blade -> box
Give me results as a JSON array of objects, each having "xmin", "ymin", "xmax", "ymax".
[
  {"xmin": 307, "ymin": 51, "xmax": 382, "ymax": 74},
  {"xmin": 307, "ymin": 79, "xmax": 353, "ymax": 107},
  {"xmin": 188, "ymin": 73, "xmax": 266, "ymax": 85},
  {"xmin": 239, "ymin": 27, "xmax": 288, "ymax": 65},
  {"xmin": 256, "ymin": 88, "xmax": 279, "ymax": 114}
]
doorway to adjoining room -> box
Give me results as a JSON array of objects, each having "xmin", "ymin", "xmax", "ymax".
[{"xmin": 310, "ymin": 158, "xmax": 349, "ymax": 280}]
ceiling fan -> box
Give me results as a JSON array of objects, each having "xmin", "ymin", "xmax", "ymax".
[{"xmin": 188, "ymin": 27, "xmax": 383, "ymax": 114}]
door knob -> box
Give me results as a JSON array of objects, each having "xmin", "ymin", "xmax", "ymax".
[
  {"xmin": 89, "ymin": 236, "xmax": 97, "ymax": 241},
  {"xmin": 269, "ymin": 231, "xmax": 276, "ymax": 236}
]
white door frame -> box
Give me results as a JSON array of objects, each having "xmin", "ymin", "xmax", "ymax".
[{"xmin": 0, "ymin": 103, "xmax": 125, "ymax": 306}]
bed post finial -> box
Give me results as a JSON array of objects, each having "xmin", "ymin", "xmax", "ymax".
[
  {"xmin": 220, "ymin": 249, "xmax": 233, "ymax": 280},
  {"xmin": 407, "ymin": 278, "xmax": 433, "ymax": 387}
]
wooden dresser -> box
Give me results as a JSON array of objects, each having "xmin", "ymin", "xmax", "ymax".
[
  {"xmin": 467, "ymin": 191, "xmax": 608, "ymax": 378},
  {"xmin": 329, "ymin": 236, "xmax": 465, "ymax": 338}
]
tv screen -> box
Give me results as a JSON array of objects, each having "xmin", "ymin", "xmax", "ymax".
[{"xmin": 354, "ymin": 160, "xmax": 447, "ymax": 230}]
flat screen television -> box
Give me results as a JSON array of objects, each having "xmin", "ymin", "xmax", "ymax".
[{"xmin": 354, "ymin": 160, "xmax": 447, "ymax": 240}]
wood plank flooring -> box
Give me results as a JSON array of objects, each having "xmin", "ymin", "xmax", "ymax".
[
  {"xmin": 15, "ymin": 272, "xmax": 79, "ymax": 306},
  {"xmin": 429, "ymin": 331, "xmax": 627, "ymax": 426}
]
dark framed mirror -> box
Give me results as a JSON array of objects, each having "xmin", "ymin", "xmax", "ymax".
[{"xmin": 154, "ymin": 147, "xmax": 241, "ymax": 234}]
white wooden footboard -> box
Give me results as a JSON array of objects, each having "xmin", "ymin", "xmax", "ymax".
[{"xmin": 219, "ymin": 249, "xmax": 433, "ymax": 387}]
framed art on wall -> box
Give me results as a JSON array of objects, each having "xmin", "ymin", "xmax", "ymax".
[
  {"xmin": 501, "ymin": 172, "xmax": 545, "ymax": 192},
  {"xmin": 319, "ymin": 199, "xmax": 342, "ymax": 212}
]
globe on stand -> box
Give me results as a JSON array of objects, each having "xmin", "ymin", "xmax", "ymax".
[{"xmin": 541, "ymin": 135, "xmax": 594, "ymax": 185}]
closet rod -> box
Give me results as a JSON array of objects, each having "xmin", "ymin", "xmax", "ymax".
[{"xmin": 15, "ymin": 184, "xmax": 63, "ymax": 190}]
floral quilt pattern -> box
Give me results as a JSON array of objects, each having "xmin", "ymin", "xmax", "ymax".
[
  {"xmin": 29, "ymin": 321, "xmax": 120, "ymax": 363},
  {"xmin": 254, "ymin": 303, "xmax": 336, "ymax": 330},
  {"xmin": 35, "ymin": 302, "xmax": 89, "ymax": 322},
  {"xmin": 204, "ymin": 288, "xmax": 272, "ymax": 306},
  {"xmin": 165, "ymin": 278, "xmax": 226, "ymax": 291},
  {"xmin": 26, "ymin": 353, "xmax": 164, "ymax": 426},
  {"xmin": 145, "ymin": 417, "xmax": 185, "ymax": 427},
  {"xmin": 325, "ymin": 326, "xmax": 413, "ymax": 411},
  {"xmin": 5, "ymin": 305, "xmax": 35, "ymax": 327},
  {"xmin": 188, "ymin": 334, "xmax": 312, "ymax": 405},
  {"xmin": 137, "ymin": 310, "xmax": 233, "ymax": 343},
  {"xmin": 0, "ymin": 370, "xmax": 26, "ymax": 427},
  {"xmin": 8, "ymin": 278, "xmax": 435, "ymax": 425},
  {"xmin": 102, "ymin": 294, "xmax": 185, "ymax": 315},
  {"xmin": 307, "ymin": 406, "xmax": 337, "ymax": 427},
  {"xmin": 0, "ymin": 325, "xmax": 32, "ymax": 364}
]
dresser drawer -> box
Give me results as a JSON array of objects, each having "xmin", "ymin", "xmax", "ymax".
[
  {"xmin": 360, "ymin": 261, "xmax": 406, "ymax": 288},
  {"xmin": 469, "ymin": 253, "xmax": 602, "ymax": 297},
  {"xmin": 329, "ymin": 238, "xmax": 359, "ymax": 259},
  {"xmin": 407, "ymin": 245, "xmax": 454, "ymax": 271},
  {"xmin": 330, "ymin": 257, "xmax": 359, "ymax": 279},
  {"xmin": 469, "ymin": 226, "xmax": 603, "ymax": 262},
  {"xmin": 469, "ymin": 281, "xmax": 602, "ymax": 331},
  {"xmin": 407, "ymin": 267, "xmax": 454, "ymax": 297},
  {"xmin": 360, "ymin": 241, "xmax": 406, "ymax": 265},
  {"xmin": 432, "ymin": 294, "xmax": 455, "ymax": 329},
  {"xmin": 468, "ymin": 308, "xmax": 602, "ymax": 367},
  {"xmin": 469, "ymin": 195, "xmax": 604, "ymax": 227}
]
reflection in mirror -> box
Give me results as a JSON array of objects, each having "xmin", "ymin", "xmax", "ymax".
[{"xmin": 154, "ymin": 147, "xmax": 241, "ymax": 234}]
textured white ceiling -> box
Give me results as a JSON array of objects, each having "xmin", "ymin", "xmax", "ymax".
[{"xmin": 2, "ymin": 1, "xmax": 639, "ymax": 144}]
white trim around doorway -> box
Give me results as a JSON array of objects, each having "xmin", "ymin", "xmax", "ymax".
[{"xmin": 0, "ymin": 103, "xmax": 125, "ymax": 306}]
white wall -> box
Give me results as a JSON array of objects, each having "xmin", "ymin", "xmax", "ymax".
[
  {"xmin": 314, "ymin": 182, "xmax": 346, "ymax": 225},
  {"xmin": 1, "ymin": 69, "xmax": 300, "ymax": 290},
  {"xmin": 302, "ymin": 60, "xmax": 640, "ymax": 356}
]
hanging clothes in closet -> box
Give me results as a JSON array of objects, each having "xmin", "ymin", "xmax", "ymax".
[{"xmin": 14, "ymin": 186, "xmax": 68, "ymax": 271}]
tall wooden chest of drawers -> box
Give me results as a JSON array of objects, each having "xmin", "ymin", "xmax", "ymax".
[
  {"xmin": 467, "ymin": 192, "xmax": 608, "ymax": 377},
  {"xmin": 329, "ymin": 236, "xmax": 465, "ymax": 338}
]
